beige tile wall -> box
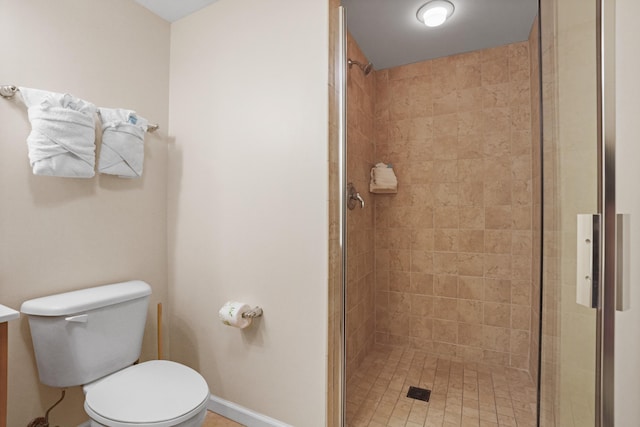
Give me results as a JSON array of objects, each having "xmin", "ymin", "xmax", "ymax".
[
  {"xmin": 373, "ymin": 42, "xmax": 536, "ymax": 370},
  {"xmin": 345, "ymin": 33, "xmax": 377, "ymax": 378}
]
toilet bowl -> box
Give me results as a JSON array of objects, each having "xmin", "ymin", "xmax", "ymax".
[
  {"xmin": 84, "ymin": 360, "xmax": 209, "ymax": 427},
  {"xmin": 20, "ymin": 281, "xmax": 210, "ymax": 427}
]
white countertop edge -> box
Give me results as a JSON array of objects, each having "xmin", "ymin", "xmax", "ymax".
[{"xmin": 0, "ymin": 305, "xmax": 20, "ymax": 323}]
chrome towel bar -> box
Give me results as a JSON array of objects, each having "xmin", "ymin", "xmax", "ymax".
[{"xmin": 1, "ymin": 85, "xmax": 159, "ymax": 133}]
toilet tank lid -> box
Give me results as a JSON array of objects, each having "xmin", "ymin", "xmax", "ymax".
[{"xmin": 20, "ymin": 281, "xmax": 151, "ymax": 316}]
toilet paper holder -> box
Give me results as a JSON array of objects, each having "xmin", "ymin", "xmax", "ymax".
[{"xmin": 242, "ymin": 307, "xmax": 263, "ymax": 319}]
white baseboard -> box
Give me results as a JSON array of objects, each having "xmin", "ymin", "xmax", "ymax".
[{"xmin": 207, "ymin": 394, "xmax": 292, "ymax": 427}]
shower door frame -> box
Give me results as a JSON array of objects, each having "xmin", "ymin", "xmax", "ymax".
[
  {"xmin": 537, "ymin": 0, "xmax": 616, "ymax": 424},
  {"xmin": 598, "ymin": 0, "xmax": 616, "ymax": 425},
  {"xmin": 337, "ymin": 5, "xmax": 348, "ymax": 427}
]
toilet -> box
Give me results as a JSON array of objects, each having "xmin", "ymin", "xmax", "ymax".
[{"xmin": 21, "ymin": 280, "xmax": 210, "ymax": 427}]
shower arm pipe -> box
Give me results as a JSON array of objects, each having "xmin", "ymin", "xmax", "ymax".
[
  {"xmin": 0, "ymin": 85, "xmax": 160, "ymax": 133},
  {"xmin": 347, "ymin": 59, "xmax": 373, "ymax": 75}
]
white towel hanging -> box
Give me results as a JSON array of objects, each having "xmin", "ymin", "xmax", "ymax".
[
  {"xmin": 98, "ymin": 108, "xmax": 148, "ymax": 178},
  {"xmin": 19, "ymin": 87, "xmax": 97, "ymax": 178}
]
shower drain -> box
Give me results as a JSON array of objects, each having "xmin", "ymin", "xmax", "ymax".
[{"xmin": 406, "ymin": 386, "xmax": 431, "ymax": 402}]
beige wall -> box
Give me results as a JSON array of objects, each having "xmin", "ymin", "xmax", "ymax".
[
  {"xmin": 167, "ymin": 0, "xmax": 329, "ymax": 425},
  {"xmin": 345, "ymin": 33, "xmax": 376, "ymax": 379},
  {"xmin": 0, "ymin": 0, "xmax": 170, "ymax": 425},
  {"xmin": 373, "ymin": 42, "xmax": 535, "ymax": 370}
]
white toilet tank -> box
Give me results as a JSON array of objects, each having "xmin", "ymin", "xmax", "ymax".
[{"xmin": 21, "ymin": 281, "xmax": 151, "ymax": 388}]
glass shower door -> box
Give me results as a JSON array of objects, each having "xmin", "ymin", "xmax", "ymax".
[{"xmin": 538, "ymin": 0, "xmax": 599, "ymax": 425}]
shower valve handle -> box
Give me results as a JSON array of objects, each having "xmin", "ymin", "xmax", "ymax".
[{"xmin": 346, "ymin": 183, "xmax": 365, "ymax": 210}]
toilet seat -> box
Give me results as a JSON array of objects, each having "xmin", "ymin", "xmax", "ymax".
[{"xmin": 84, "ymin": 360, "xmax": 209, "ymax": 427}]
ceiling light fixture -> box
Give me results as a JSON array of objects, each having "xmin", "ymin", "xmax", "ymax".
[{"xmin": 416, "ymin": 0, "xmax": 455, "ymax": 27}]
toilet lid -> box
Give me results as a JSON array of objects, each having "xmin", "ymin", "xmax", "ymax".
[{"xmin": 85, "ymin": 360, "xmax": 209, "ymax": 425}]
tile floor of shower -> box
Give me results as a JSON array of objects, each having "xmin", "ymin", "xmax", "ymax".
[{"xmin": 346, "ymin": 345, "xmax": 537, "ymax": 427}]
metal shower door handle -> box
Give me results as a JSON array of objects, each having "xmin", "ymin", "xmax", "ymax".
[{"xmin": 616, "ymin": 213, "xmax": 630, "ymax": 311}]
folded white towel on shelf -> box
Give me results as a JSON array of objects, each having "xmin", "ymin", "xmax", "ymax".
[
  {"xmin": 19, "ymin": 87, "xmax": 97, "ymax": 178},
  {"xmin": 370, "ymin": 162, "xmax": 398, "ymax": 193},
  {"xmin": 97, "ymin": 108, "xmax": 148, "ymax": 178}
]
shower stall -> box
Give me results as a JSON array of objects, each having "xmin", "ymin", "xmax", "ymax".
[
  {"xmin": 329, "ymin": 0, "xmax": 638, "ymax": 426},
  {"xmin": 341, "ymin": 7, "xmax": 541, "ymax": 426}
]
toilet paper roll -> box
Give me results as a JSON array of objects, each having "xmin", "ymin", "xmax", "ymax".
[{"xmin": 218, "ymin": 301, "xmax": 252, "ymax": 329}]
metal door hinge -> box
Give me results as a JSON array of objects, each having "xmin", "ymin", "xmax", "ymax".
[{"xmin": 577, "ymin": 214, "xmax": 601, "ymax": 309}]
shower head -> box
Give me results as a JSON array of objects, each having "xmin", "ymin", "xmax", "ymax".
[{"xmin": 348, "ymin": 59, "xmax": 373, "ymax": 76}]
